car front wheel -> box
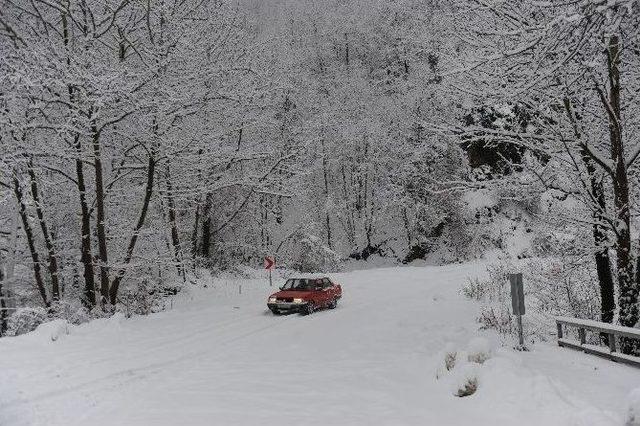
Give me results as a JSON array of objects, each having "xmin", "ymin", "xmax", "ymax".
[
  {"xmin": 304, "ymin": 302, "xmax": 315, "ymax": 315},
  {"xmin": 328, "ymin": 298, "xmax": 338, "ymax": 309}
]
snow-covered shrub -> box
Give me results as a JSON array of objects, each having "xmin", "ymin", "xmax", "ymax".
[
  {"xmin": 445, "ymin": 350, "xmax": 457, "ymax": 371},
  {"xmin": 7, "ymin": 307, "xmax": 48, "ymax": 336},
  {"xmin": 466, "ymin": 337, "xmax": 492, "ymax": 364},
  {"xmin": 471, "ymin": 256, "xmax": 601, "ymax": 343},
  {"xmin": 471, "ymin": 262, "xmax": 516, "ymax": 336},
  {"xmin": 452, "ymin": 362, "xmax": 479, "ymax": 397},
  {"xmin": 461, "ymin": 278, "xmax": 487, "ymax": 301},
  {"xmin": 456, "ymin": 376, "xmax": 478, "ymax": 397},
  {"xmin": 436, "ymin": 343, "xmax": 483, "ymax": 397},
  {"xmin": 478, "ymin": 306, "xmax": 513, "ymax": 336},
  {"xmin": 444, "ymin": 343, "xmax": 458, "ymax": 371},
  {"xmin": 525, "ymin": 258, "xmax": 600, "ymax": 321},
  {"xmin": 119, "ymin": 276, "xmax": 181, "ymax": 317},
  {"xmin": 442, "ymin": 208, "xmax": 495, "ymax": 262},
  {"xmin": 435, "ymin": 344, "xmax": 459, "ymax": 380},
  {"xmin": 49, "ymin": 300, "xmax": 95, "ymax": 325},
  {"xmin": 290, "ymin": 234, "xmax": 342, "ymax": 272},
  {"xmin": 38, "ymin": 319, "xmax": 70, "ymax": 342}
]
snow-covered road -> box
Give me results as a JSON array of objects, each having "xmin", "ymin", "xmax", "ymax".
[{"xmin": 1, "ymin": 263, "xmax": 639, "ymax": 425}]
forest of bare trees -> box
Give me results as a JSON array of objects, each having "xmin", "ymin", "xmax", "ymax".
[{"xmin": 1, "ymin": 0, "xmax": 639, "ymax": 354}]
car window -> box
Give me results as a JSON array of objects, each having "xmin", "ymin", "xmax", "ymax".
[
  {"xmin": 284, "ymin": 278, "xmax": 327, "ymax": 290},
  {"xmin": 283, "ymin": 279, "xmax": 307, "ymax": 290}
]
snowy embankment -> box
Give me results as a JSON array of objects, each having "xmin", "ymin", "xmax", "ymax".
[{"xmin": 1, "ymin": 263, "xmax": 639, "ymax": 426}]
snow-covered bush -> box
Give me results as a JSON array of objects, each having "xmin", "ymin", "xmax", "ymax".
[
  {"xmin": 47, "ymin": 299, "xmax": 96, "ymax": 326},
  {"xmin": 464, "ymin": 262, "xmax": 516, "ymax": 337},
  {"xmin": 119, "ymin": 276, "xmax": 181, "ymax": 317},
  {"xmin": 469, "ymin": 257, "xmax": 600, "ymax": 342},
  {"xmin": 7, "ymin": 307, "xmax": 48, "ymax": 336},
  {"xmin": 289, "ymin": 234, "xmax": 342, "ymax": 272},
  {"xmin": 37, "ymin": 319, "xmax": 70, "ymax": 342},
  {"xmin": 525, "ymin": 258, "xmax": 600, "ymax": 321},
  {"xmin": 466, "ymin": 337, "xmax": 492, "ymax": 364},
  {"xmin": 445, "ymin": 349, "xmax": 457, "ymax": 371},
  {"xmin": 436, "ymin": 340, "xmax": 487, "ymax": 397},
  {"xmin": 456, "ymin": 375, "xmax": 478, "ymax": 397},
  {"xmin": 461, "ymin": 278, "xmax": 487, "ymax": 301},
  {"xmin": 478, "ymin": 306, "xmax": 513, "ymax": 336},
  {"xmin": 436, "ymin": 343, "xmax": 459, "ymax": 381},
  {"xmin": 440, "ymin": 342, "xmax": 459, "ymax": 372},
  {"xmin": 450, "ymin": 360, "xmax": 480, "ymax": 397}
]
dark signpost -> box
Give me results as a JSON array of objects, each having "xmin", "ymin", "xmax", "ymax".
[
  {"xmin": 264, "ymin": 256, "xmax": 275, "ymax": 287},
  {"xmin": 509, "ymin": 273, "xmax": 525, "ymax": 348}
]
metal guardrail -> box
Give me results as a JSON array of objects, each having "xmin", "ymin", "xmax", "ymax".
[{"xmin": 556, "ymin": 316, "xmax": 640, "ymax": 368}]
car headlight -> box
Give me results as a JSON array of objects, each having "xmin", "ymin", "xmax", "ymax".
[
  {"xmin": 268, "ymin": 297, "xmax": 277, "ymax": 303},
  {"xmin": 293, "ymin": 298, "xmax": 304, "ymax": 304}
]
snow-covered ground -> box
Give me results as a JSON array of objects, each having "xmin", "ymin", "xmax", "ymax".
[{"xmin": 1, "ymin": 263, "xmax": 639, "ymax": 426}]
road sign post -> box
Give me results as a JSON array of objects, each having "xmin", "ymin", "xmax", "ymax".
[
  {"xmin": 264, "ymin": 256, "xmax": 275, "ymax": 286},
  {"xmin": 509, "ymin": 273, "xmax": 525, "ymax": 348}
]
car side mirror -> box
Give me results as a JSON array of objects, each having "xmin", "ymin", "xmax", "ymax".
[{"xmin": 279, "ymin": 286, "xmax": 284, "ymax": 290}]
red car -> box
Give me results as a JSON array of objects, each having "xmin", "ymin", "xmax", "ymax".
[{"xmin": 267, "ymin": 277, "xmax": 342, "ymax": 315}]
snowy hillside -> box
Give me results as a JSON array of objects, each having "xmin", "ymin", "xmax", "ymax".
[{"xmin": 2, "ymin": 263, "xmax": 638, "ymax": 426}]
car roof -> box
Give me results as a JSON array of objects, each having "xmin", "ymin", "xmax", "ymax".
[{"xmin": 287, "ymin": 276, "xmax": 330, "ymax": 280}]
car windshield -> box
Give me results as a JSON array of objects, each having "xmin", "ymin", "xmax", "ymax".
[{"xmin": 282, "ymin": 278, "xmax": 322, "ymax": 290}]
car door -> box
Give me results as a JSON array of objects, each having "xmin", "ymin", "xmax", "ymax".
[
  {"xmin": 322, "ymin": 278, "xmax": 335, "ymax": 304},
  {"xmin": 307, "ymin": 279, "xmax": 321, "ymax": 306},
  {"xmin": 311, "ymin": 279, "xmax": 327, "ymax": 306}
]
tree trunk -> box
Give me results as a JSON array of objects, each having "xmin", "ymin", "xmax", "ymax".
[
  {"xmin": 321, "ymin": 139, "xmax": 332, "ymax": 249},
  {"xmin": 191, "ymin": 203, "xmax": 200, "ymax": 262},
  {"xmin": 402, "ymin": 207, "xmax": 412, "ymax": 248},
  {"xmin": 200, "ymin": 193, "xmax": 213, "ymax": 258},
  {"xmin": 344, "ymin": 32, "xmax": 349, "ymax": 66},
  {"xmin": 109, "ymin": 152, "xmax": 156, "ymax": 305},
  {"xmin": 13, "ymin": 176, "xmax": 49, "ymax": 307},
  {"xmin": 91, "ymin": 119, "xmax": 110, "ymax": 306},
  {"xmin": 27, "ymin": 159, "xmax": 61, "ymax": 302},
  {"xmin": 591, "ymin": 182, "xmax": 616, "ymax": 325},
  {"xmin": 165, "ymin": 163, "xmax": 185, "ymax": 281},
  {"xmin": 191, "ymin": 148, "xmax": 204, "ymax": 263},
  {"xmin": 565, "ymin": 96, "xmax": 616, "ymax": 326},
  {"xmin": 603, "ymin": 34, "xmax": 637, "ymax": 352},
  {"xmin": 75, "ymin": 134, "xmax": 97, "ymax": 307},
  {"xmin": 0, "ymin": 269, "xmax": 7, "ymax": 336},
  {"xmin": 341, "ymin": 163, "xmax": 356, "ymax": 250}
]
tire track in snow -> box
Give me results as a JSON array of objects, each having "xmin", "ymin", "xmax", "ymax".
[{"xmin": 1, "ymin": 310, "xmax": 300, "ymax": 409}]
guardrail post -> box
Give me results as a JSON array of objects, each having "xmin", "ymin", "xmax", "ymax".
[
  {"xmin": 578, "ymin": 328, "xmax": 586, "ymax": 345},
  {"xmin": 609, "ymin": 333, "xmax": 616, "ymax": 353},
  {"xmin": 556, "ymin": 321, "xmax": 563, "ymax": 339}
]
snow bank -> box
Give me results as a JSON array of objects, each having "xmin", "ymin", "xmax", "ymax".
[
  {"xmin": 626, "ymin": 388, "xmax": 640, "ymax": 426},
  {"xmin": 450, "ymin": 361, "xmax": 480, "ymax": 397},
  {"xmin": 435, "ymin": 338, "xmax": 492, "ymax": 397},
  {"xmin": 467, "ymin": 337, "xmax": 492, "ymax": 364},
  {"xmin": 25, "ymin": 319, "xmax": 69, "ymax": 342},
  {"xmin": 434, "ymin": 340, "xmax": 617, "ymax": 425}
]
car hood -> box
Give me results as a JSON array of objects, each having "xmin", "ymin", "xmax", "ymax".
[{"xmin": 270, "ymin": 290, "xmax": 311, "ymax": 299}]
